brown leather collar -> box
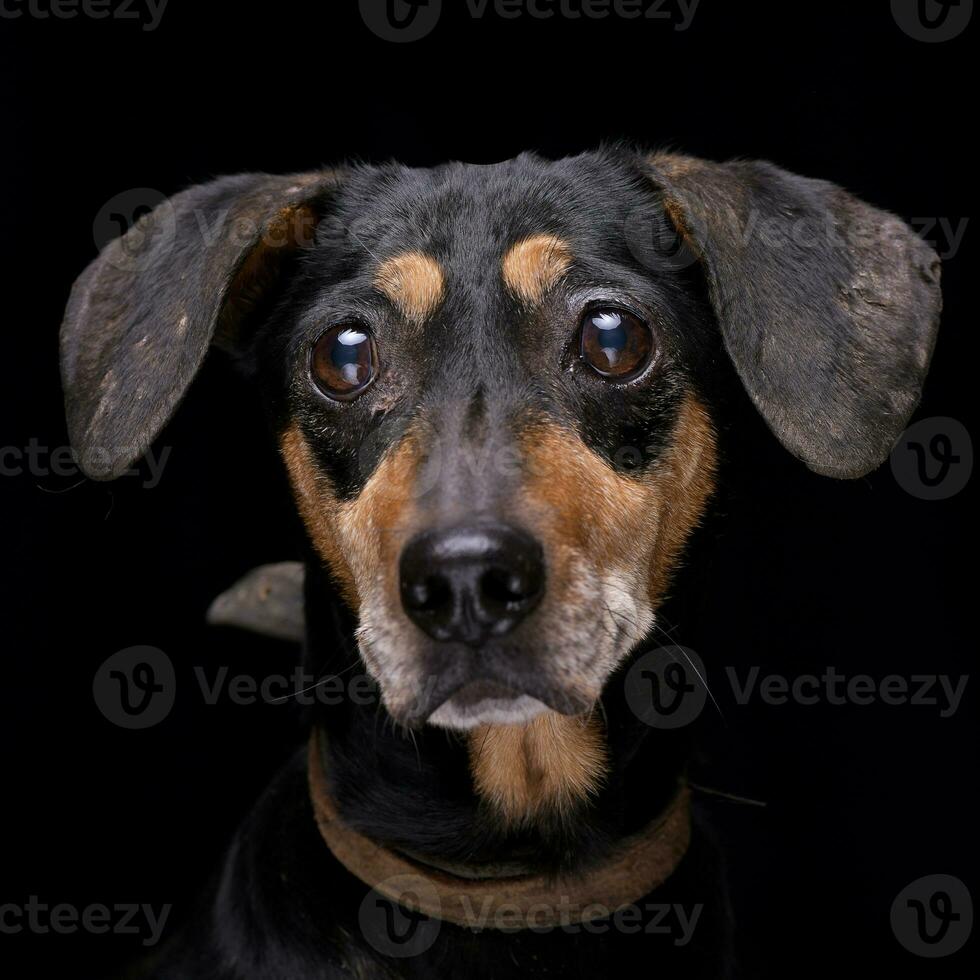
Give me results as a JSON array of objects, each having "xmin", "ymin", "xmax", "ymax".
[{"xmin": 307, "ymin": 728, "xmax": 692, "ymax": 930}]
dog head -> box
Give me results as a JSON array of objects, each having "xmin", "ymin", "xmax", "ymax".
[{"xmin": 60, "ymin": 149, "xmax": 941, "ymax": 731}]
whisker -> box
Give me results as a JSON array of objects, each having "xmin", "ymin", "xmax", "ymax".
[
  {"xmin": 266, "ymin": 670, "xmax": 338, "ymax": 704},
  {"xmin": 652, "ymin": 625, "xmax": 726, "ymax": 724},
  {"xmin": 689, "ymin": 783, "xmax": 766, "ymax": 807},
  {"xmin": 407, "ymin": 727, "xmax": 422, "ymax": 771}
]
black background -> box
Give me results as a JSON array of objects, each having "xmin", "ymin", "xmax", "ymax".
[{"xmin": 1, "ymin": 1, "xmax": 976, "ymax": 976}]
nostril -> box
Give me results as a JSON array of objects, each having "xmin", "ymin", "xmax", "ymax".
[
  {"xmin": 480, "ymin": 566, "xmax": 539, "ymax": 609},
  {"xmin": 403, "ymin": 575, "xmax": 452, "ymax": 614}
]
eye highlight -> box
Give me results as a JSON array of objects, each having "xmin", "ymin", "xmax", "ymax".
[
  {"xmin": 579, "ymin": 308, "xmax": 654, "ymax": 380},
  {"xmin": 311, "ymin": 324, "xmax": 379, "ymax": 401}
]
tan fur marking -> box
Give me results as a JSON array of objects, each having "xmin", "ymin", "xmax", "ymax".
[
  {"xmin": 374, "ymin": 252, "xmax": 445, "ymax": 324},
  {"xmin": 468, "ymin": 712, "xmax": 607, "ymax": 827},
  {"xmin": 501, "ymin": 234, "xmax": 573, "ymax": 304},
  {"xmin": 519, "ymin": 393, "xmax": 717, "ymax": 604},
  {"xmin": 645, "ymin": 396, "xmax": 717, "ymax": 602},
  {"xmin": 279, "ymin": 424, "xmax": 422, "ymax": 612}
]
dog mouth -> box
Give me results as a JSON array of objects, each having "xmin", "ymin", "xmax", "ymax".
[
  {"xmin": 426, "ymin": 679, "xmax": 550, "ymax": 730},
  {"xmin": 386, "ymin": 649, "xmax": 596, "ymax": 730}
]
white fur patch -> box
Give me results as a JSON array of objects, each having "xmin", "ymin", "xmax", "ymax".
[{"xmin": 428, "ymin": 693, "xmax": 549, "ymax": 731}]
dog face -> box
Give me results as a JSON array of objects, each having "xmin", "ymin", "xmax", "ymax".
[
  {"xmin": 60, "ymin": 149, "xmax": 941, "ymax": 731},
  {"xmin": 270, "ymin": 156, "xmax": 718, "ymax": 728}
]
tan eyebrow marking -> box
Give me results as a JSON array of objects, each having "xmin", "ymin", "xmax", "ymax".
[
  {"xmin": 501, "ymin": 234, "xmax": 573, "ymax": 304},
  {"xmin": 374, "ymin": 252, "xmax": 446, "ymax": 325}
]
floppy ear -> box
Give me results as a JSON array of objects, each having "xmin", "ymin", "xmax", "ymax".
[
  {"xmin": 60, "ymin": 169, "xmax": 343, "ymax": 480},
  {"xmin": 643, "ymin": 153, "xmax": 942, "ymax": 479}
]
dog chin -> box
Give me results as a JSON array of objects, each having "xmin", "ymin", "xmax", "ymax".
[{"xmin": 427, "ymin": 684, "xmax": 550, "ymax": 730}]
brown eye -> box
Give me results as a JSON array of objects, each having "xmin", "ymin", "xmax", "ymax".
[
  {"xmin": 579, "ymin": 308, "xmax": 654, "ymax": 380},
  {"xmin": 311, "ymin": 324, "xmax": 379, "ymax": 400}
]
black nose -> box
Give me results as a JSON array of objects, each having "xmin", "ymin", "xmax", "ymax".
[{"xmin": 399, "ymin": 523, "xmax": 545, "ymax": 647}]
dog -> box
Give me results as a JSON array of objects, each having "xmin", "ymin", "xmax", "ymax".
[{"xmin": 60, "ymin": 147, "xmax": 941, "ymax": 978}]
